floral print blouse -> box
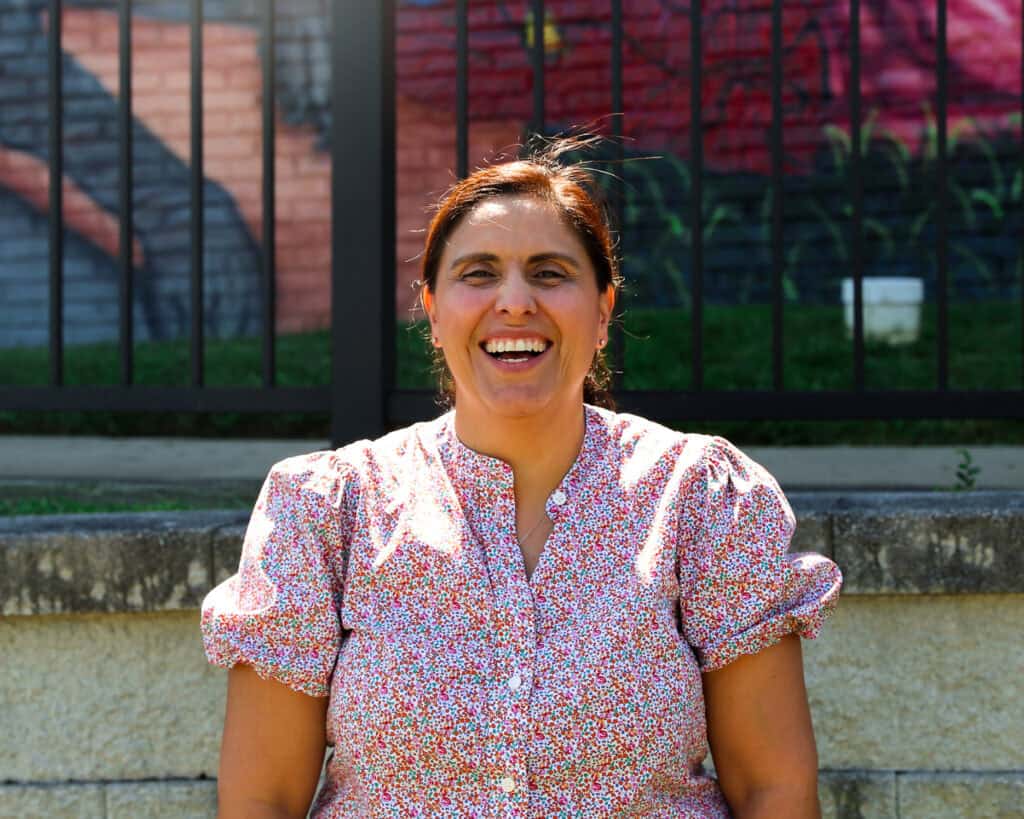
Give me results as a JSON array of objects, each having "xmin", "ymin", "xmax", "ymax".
[{"xmin": 201, "ymin": 404, "xmax": 842, "ymax": 817}]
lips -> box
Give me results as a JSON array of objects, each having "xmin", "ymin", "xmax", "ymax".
[{"xmin": 478, "ymin": 335, "xmax": 553, "ymax": 368}]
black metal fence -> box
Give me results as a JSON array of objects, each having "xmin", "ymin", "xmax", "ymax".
[{"xmin": 1, "ymin": 0, "xmax": 1022, "ymax": 446}]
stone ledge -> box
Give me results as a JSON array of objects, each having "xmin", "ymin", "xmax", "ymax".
[
  {"xmin": 897, "ymin": 771, "xmax": 1024, "ymax": 819},
  {"xmin": 819, "ymin": 770, "xmax": 897, "ymax": 819},
  {"xmin": 790, "ymin": 491, "xmax": 1024, "ymax": 594},
  {"xmin": 2, "ymin": 493, "xmax": 1023, "ymax": 615},
  {"xmin": 0, "ymin": 511, "xmax": 247, "ymax": 616}
]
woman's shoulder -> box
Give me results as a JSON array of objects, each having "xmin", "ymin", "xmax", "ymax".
[
  {"xmin": 588, "ymin": 404, "xmax": 719, "ymax": 471},
  {"xmin": 255, "ymin": 418, "xmax": 449, "ymax": 517},
  {"xmin": 588, "ymin": 406, "xmax": 781, "ymax": 502}
]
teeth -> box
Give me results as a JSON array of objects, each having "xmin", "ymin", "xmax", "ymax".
[{"xmin": 484, "ymin": 338, "xmax": 548, "ymax": 354}]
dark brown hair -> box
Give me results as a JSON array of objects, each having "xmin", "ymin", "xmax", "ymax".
[{"xmin": 420, "ymin": 135, "xmax": 621, "ymax": 409}]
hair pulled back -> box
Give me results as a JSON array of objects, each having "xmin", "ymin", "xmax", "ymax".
[{"xmin": 420, "ymin": 134, "xmax": 621, "ymax": 410}]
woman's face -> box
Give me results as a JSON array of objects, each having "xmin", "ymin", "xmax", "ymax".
[{"xmin": 423, "ymin": 194, "xmax": 614, "ymax": 421}]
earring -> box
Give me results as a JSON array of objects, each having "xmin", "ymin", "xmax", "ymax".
[
  {"xmin": 432, "ymin": 336, "xmax": 442, "ymax": 348},
  {"xmin": 597, "ymin": 338, "xmax": 607, "ymax": 349}
]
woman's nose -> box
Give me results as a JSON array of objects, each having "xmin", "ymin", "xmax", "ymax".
[{"xmin": 494, "ymin": 271, "xmax": 536, "ymax": 315}]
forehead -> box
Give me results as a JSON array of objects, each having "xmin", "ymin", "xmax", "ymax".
[{"xmin": 443, "ymin": 195, "xmax": 588, "ymax": 259}]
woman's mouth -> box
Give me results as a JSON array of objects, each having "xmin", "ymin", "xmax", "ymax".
[{"xmin": 480, "ymin": 337, "xmax": 552, "ymax": 366}]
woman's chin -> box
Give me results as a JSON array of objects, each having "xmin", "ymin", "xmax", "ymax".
[
  {"xmin": 461, "ymin": 383, "xmax": 561, "ymax": 420},
  {"xmin": 481, "ymin": 391, "xmax": 550, "ymax": 419}
]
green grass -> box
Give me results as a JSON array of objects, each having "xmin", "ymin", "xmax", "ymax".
[
  {"xmin": 0, "ymin": 480, "xmax": 260, "ymax": 517},
  {"xmin": 621, "ymin": 302, "xmax": 1020, "ymax": 392},
  {"xmin": 0, "ymin": 496, "xmax": 246, "ymax": 516},
  {"xmin": 1, "ymin": 302, "xmax": 1021, "ymax": 444}
]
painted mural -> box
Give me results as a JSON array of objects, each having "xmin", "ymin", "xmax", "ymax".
[
  {"xmin": 0, "ymin": 0, "xmax": 1020, "ymax": 348},
  {"xmin": 0, "ymin": 0, "xmax": 263, "ymax": 347}
]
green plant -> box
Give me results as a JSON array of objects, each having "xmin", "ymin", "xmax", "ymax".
[
  {"xmin": 952, "ymin": 448, "xmax": 981, "ymax": 491},
  {"xmin": 623, "ymin": 155, "xmax": 743, "ymax": 308},
  {"xmin": 810, "ymin": 107, "xmax": 1020, "ymax": 294}
]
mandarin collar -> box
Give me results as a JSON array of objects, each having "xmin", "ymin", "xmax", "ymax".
[{"xmin": 436, "ymin": 404, "xmax": 607, "ymax": 521}]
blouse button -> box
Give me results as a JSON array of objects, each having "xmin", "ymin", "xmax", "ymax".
[
  {"xmin": 499, "ymin": 776, "xmax": 517, "ymax": 793},
  {"xmin": 508, "ymin": 673, "xmax": 522, "ymax": 691},
  {"xmin": 550, "ymin": 489, "xmax": 567, "ymax": 506}
]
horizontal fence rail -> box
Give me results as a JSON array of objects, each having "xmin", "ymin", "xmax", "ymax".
[{"xmin": 2, "ymin": 0, "xmax": 1021, "ymax": 445}]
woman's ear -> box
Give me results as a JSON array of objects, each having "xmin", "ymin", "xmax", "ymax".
[
  {"xmin": 421, "ymin": 286, "xmax": 435, "ymax": 323},
  {"xmin": 599, "ymin": 285, "xmax": 615, "ymax": 331},
  {"xmin": 421, "ymin": 287, "xmax": 441, "ymax": 347}
]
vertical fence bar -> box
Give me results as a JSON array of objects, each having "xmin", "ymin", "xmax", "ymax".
[
  {"xmin": 261, "ymin": 0, "xmax": 276, "ymax": 387},
  {"xmin": 850, "ymin": 0, "xmax": 864, "ymax": 390},
  {"xmin": 119, "ymin": 0, "xmax": 133, "ymax": 386},
  {"xmin": 456, "ymin": 0, "xmax": 468, "ymax": 179},
  {"xmin": 610, "ymin": 0, "xmax": 625, "ymax": 389},
  {"xmin": 190, "ymin": 0, "xmax": 204, "ymax": 387},
  {"xmin": 530, "ymin": 0, "xmax": 545, "ymax": 137},
  {"xmin": 770, "ymin": 0, "xmax": 784, "ymax": 391},
  {"xmin": 690, "ymin": 0, "xmax": 703, "ymax": 391},
  {"xmin": 1021, "ymin": 0, "xmax": 1023, "ymax": 388},
  {"xmin": 330, "ymin": 0, "xmax": 395, "ymax": 444},
  {"xmin": 48, "ymin": 0, "xmax": 63, "ymax": 386},
  {"xmin": 936, "ymin": 0, "xmax": 949, "ymax": 390}
]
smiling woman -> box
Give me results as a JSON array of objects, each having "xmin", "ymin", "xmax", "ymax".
[
  {"xmin": 418, "ymin": 136, "xmax": 621, "ymax": 413},
  {"xmin": 422, "ymin": 193, "xmax": 614, "ymax": 429},
  {"xmin": 202, "ymin": 135, "xmax": 842, "ymax": 819}
]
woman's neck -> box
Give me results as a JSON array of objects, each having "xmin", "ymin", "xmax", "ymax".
[{"xmin": 453, "ymin": 398, "xmax": 586, "ymax": 500}]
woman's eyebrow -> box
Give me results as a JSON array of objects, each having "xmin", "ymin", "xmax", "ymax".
[
  {"xmin": 448, "ymin": 251, "xmax": 581, "ymax": 270},
  {"xmin": 449, "ymin": 252, "xmax": 499, "ymax": 269},
  {"xmin": 529, "ymin": 252, "xmax": 581, "ymax": 269}
]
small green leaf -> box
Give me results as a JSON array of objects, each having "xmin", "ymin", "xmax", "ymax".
[
  {"xmin": 970, "ymin": 189, "xmax": 1003, "ymax": 221},
  {"xmin": 667, "ymin": 213, "xmax": 685, "ymax": 239}
]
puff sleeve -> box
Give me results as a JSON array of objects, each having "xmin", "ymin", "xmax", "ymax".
[
  {"xmin": 200, "ymin": 452, "xmax": 350, "ymax": 697},
  {"xmin": 679, "ymin": 436, "xmax": 842, "ymax": 672}
]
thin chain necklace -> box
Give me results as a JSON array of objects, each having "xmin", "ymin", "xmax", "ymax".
[{"xmin": 516, "ymin": 513, "xmax": 549, "ymax": 547}]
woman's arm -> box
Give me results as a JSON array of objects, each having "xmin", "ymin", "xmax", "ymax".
[
  {"xmin": 217, "ymin": 664, "xmax": 330, "ymax": 819},
  {"xmin": 702, "ymin": 634, "xmax": 822, "ymax": 819}
]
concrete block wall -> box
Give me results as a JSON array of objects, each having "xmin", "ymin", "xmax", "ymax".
[{"xmin": 1, "ymin": 494, "xmax": 1022, "ymax": 817}]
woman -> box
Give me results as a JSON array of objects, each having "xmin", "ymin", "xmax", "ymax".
[{"xmin": 201, "ymin": 137, "xmax": 842, "ymax": 818}]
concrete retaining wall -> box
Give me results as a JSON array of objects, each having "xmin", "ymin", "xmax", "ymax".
[{"xmin": 2, "ymin": 493, "xmax": 1022, "ymax": 818}]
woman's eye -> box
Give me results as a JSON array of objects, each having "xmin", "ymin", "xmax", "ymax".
[
  {"xmin": 535, "ymin": 268, "xmax": 566, "ymax": 281},
  {"xmin": 461, "ymin": 268, "xmax": 494, "ymax": 281}
]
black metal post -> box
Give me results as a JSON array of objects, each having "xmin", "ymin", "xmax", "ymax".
[
  {"xmin": 610, "ymin": 0, "xmax": 625, "ymax": 389},
  {"xmin": 456, "ymin": 0, "xmax": 468, "ymax": 179},
  {"xmin": 850, "ymin": 0, "xmax": 864, "ymax": 390},
  {"xmin": 936, "ymin": 0, "xmax": 949, "ymax": 390},
  {"xmin": 530, "ymin": 0, "xmax": 545, "ymax": 138},
  {"xmin": 770, "ymin": 0, "xmax": 784, "ymax": 391},
  {"xmin": 48, "ymin": 0, "xmax": 63, "ymax": 386},
  {"xmin": 119, "ymin": 0, "xmax": 133, "ymax": 386},
  {"xmin": 262, "ymin": 0, "xmax": 276, "ymax": 387},
  {"xmin": 330, "ymin": 0, "xmax": 396, "ymax": 445},
  {"xmin": 190, "ymin": 0, "xmax": 204, "ymax": 387},
  {"xmin": 690, "ymin": 0, "xmax": 703, "ymax": 391}
]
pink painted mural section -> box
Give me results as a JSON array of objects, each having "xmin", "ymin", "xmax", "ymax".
[{"xmin": 398, "ymin": 0, "xmax": 1022, "ymax": 173}]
